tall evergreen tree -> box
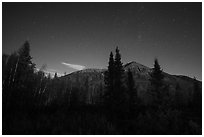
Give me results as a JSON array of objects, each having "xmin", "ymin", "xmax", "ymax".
[
  {"xmin": 114, "ymin": 47, "xmax": 124, "ymax": 92},
  {"xmin": 3, "ymin": 41, "xmax": 36, "ymax": 109},
  {"xmin": 18, "ymin": 41, "xmax": 35, "ymax": 74},
  {"xmin": 104, "ymin": 51, "xmax": 115, "ymax": 106},
  {"xmin": 105, "ymin": 47, "xmax": 127, "ymax": 111},
  {"xmin": 114, "ymin": 47, "xmax": 124, "ymax": 87},
  {"xmin": 104, "ymin": 47, "xmax": 129, "ymax": 112},
  {"xmin": 54, "ymin": 72, "xmax": 58, "ymax": 79},
  {"xmin": 15, "ymin": 41, "xmax": 35, "ymax": 90},
  {"xmin": 114, "ymin": 47, "xmax": 127, "ymax": 111},
  {"xmin": 19, "ymin": 42, "xmax": 37, "ymax": 107},
  {"xmin": 149, "ymin": 58, "xmax": 164, "ymax": 109}
]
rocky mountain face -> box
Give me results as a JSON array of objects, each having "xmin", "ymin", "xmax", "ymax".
[{"xmin": 60, "ymin": 62, "xmax": 201, "ymax": 105}]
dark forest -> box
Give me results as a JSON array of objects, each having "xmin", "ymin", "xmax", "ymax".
[{"xmin": 2, "ymin": 41, "xmax": 202, "ymax": 135}]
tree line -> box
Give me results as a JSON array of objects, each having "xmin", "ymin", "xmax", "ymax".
[{"xmin": 2, "ymin": 41, "xmax": 202, "ymax": 134}]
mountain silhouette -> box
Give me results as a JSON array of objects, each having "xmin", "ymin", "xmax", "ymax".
[{"xmin": 60, "ymin": 61, "xmax": 201, "ymax": 105}]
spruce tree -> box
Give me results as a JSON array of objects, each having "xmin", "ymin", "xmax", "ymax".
[
  {"xmin": 18, "ymin": 41, "xmax": 36, "ymax": 107},
  {"xmin": 54, "ymin": 72, "xmax": 58, "ymax": 79},
  {"xmin": 149, "ymin": 58, "xmax": 164, "ymax": 109},
  {"xmin": 114, "ymin": 47, "xmax": 126, "ymax": 111},
  {"xmin": 15, "ymin": 41, "xmax": 35, "ymax": 90},
  {"xmin": 18, "ymin": 41, "xmax": 35, "ymax": 74},
  {"xmin": 5, "ymin": 41, "xmax": 36, "ymax": 109},
  {"xmin": 114, "ymin": 47, "xmax": 124, "ymax": 87},
  {"xmin": 104, "ymin": 47, "xmax": 127, "ymax": 112},
  {"xmin": 104, "ymin": 51, "xmax": 115, "ymax": 107}
]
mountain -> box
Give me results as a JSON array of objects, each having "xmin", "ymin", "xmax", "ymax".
[{"xmin": 60, "ymin": 61, "xmax": 201, "ymax": 105}]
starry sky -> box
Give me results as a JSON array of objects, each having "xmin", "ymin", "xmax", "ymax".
[{"xmin": 2, "ymin": 2, "xmax": 202, "ymax": 80}]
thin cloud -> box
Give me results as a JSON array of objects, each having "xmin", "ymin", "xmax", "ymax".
[{"xmin": 62, "ymin": 62, "xmax": 86, "ymax": 70}]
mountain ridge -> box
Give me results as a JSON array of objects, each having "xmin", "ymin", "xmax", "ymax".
[
  {"xmin": 59, "ymin": 61, "xmax": 201, "ymax": 105},
  {"xmin": 63, "ymin": 61, "xmax": 200, "ymax": 82}
]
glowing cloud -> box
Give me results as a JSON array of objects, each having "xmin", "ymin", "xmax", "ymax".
[{"xmin": 62, "ymin": 62, "xmax": 86, "ymax": 70}]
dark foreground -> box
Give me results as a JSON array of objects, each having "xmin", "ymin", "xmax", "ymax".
[
  {"xmin": 3, "ymin": 104, "xmax": 202, "ymax": 135},
  {"xmin": 2, "ymin": 42, "xmax": 202, "ymax": 135}
]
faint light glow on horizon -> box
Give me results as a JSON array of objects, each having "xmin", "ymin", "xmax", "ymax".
[{"xmin": 61, "ymin": 62, "xmax": 86, "ymax": 70}]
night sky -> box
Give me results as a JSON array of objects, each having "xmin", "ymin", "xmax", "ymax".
[{"xmin": 2, "ymin": 2, "xmax": 202, "ymax": 80}]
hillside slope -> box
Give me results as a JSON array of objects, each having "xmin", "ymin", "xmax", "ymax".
[{"xmin": 60, "ymin": 61, "xmax": 201, "ymax": 104}]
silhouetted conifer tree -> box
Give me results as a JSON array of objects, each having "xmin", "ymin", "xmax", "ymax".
[
  {"xmin": 17, "ymin": 41, "xmax": 35, "ymax": 78},
  {"xmin": 114, "ymin": 47, "xmax": 127, "ymax": 111},
  {"xmin": 3, "ymin": 41, "xmax": 37, "ymax": 110},
  {"xmin": 17, "ymin": 41, "xmax": 36, "ymax": 108},
  {"xmin": 114, "ymin": 47, "xmax": 124, "ymax": 88},
  {"xmin": 47, "ymin": 73, "xmax": 51, "ymax": 80},
  {"xmin": 104, "ymin": 52, "xmax": 115, "ymax": 107},
  {"xmin": 104, "ymin": 47, "xmax": 127, "ymax": 112},
  {"xmin": 149, "ymin": 58, "xmax": 164, "ymax": 110},
  {"xmin": 54, "ymin": 72, "xmax": 58, "ymax": 79}
]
